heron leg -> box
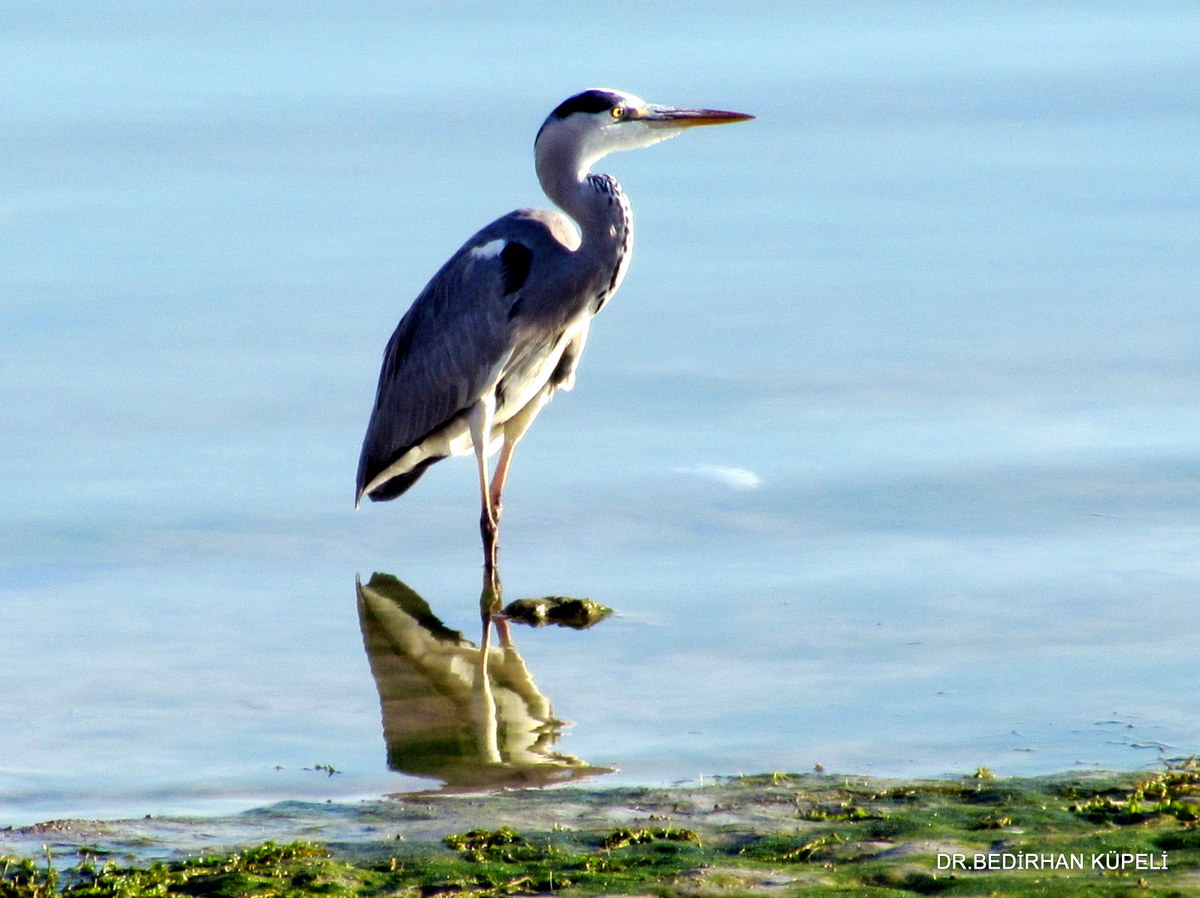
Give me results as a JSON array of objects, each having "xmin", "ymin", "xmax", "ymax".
[
  {"xmin": 488, "ymin": 438, "xmax": 517, "ymax": 521},
  {"xmin": 468, "ymin": 398, "xmax": 499, "ymax": 569},
  {"xmin": 487, "ymin": 386, "xmax": 549, "ymax": 518}
]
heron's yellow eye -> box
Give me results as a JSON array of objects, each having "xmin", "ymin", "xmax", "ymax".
[{"xmin": 610, "ymin": 106, "xmax": 625, "ymax": 119}]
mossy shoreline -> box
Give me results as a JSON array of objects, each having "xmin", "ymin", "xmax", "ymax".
[{"xmin": 3, "ymin": 763, "xmax": 1198, "ymax": 896}]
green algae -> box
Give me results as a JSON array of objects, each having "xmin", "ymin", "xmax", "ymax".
[
  {"xmin": 4, "ymin": 763, "xmax": 1199, "ymax": 897},
  {"xmin": 598, "ymin": 826, "xmax": 701, "ymax": 850}
]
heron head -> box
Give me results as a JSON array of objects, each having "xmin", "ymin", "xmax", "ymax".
[{"xmin": 535, "ymin": 88, "xmax": 753, "ymax": 177}]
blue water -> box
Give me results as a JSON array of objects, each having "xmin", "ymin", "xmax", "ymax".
[{"xmin": 2, "ymin": 2, "xmax": 1198, "ymax": 825}]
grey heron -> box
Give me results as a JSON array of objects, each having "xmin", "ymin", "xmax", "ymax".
[{"xmin": 356, "ymin": 89, "xmax": 752, "ymax": 568}]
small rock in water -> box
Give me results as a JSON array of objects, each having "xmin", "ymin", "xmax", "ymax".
[{"xmin": 503, "ymin": 596, "xmax": 612, "ymax": 629}]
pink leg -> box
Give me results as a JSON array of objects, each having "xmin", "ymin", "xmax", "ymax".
[{"xmin": 488, "ymin": 438, "xmax": 518, "ymax": 520}]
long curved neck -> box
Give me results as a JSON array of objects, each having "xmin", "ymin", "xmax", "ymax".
[
  {"xmin": 537, "ymin": 150, "xmax": 629, "ymax": 238},
  {"xmin": 536, "ymin": 144, "xmax": 633, "ymax": 307}
]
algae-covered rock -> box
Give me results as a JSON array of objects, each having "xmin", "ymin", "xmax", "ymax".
[{"xmin": 503, "ymin": 596, "xmax": 612, "ymax": 629}]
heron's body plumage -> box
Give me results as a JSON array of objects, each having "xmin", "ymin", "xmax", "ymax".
[{"xmin": 356, "ymin": 195, "xmax": 627, "ymax": 504}]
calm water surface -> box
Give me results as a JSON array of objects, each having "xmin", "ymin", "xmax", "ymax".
[{"xmin": 2, "ymin": 2, "xmax": 1198, "ymax": 824}]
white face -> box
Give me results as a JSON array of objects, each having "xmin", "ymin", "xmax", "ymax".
[
  {"xmin": 542, "ymin": 89, "xmax": 681, "ymax": 174},
  {"xmin": 592, "ymin": 103, "xmax": 680, "ymax": 153}
]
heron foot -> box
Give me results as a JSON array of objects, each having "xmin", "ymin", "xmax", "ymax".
[{"xmin": 480, "ymin": 509, "xmax": 500, "ymax": 573}]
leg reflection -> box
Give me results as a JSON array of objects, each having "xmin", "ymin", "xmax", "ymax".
[{"xmin": 478, "ymin": 561, "xmax": 512, "ymax": 651}]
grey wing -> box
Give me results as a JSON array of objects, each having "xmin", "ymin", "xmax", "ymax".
[{"xmin": 356, "ymin": 227, "xmax": 540, "ymax": 503}]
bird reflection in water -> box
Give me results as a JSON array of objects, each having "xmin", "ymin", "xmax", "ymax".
[{"xmin": 355, "ymin": 568, "xmax": 612, "ymax": 790}]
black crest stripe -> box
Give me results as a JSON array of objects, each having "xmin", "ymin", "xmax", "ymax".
[{"xmin": 551, "ymin": 89, "xmax": 621, "ymax": 119}]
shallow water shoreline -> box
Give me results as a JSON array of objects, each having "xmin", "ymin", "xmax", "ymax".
[{"xmin": 4, "ymin": 766, "xmax": 1198, "ymax": 895}]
